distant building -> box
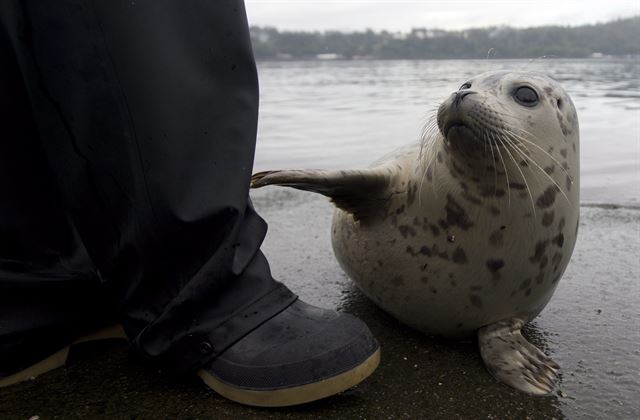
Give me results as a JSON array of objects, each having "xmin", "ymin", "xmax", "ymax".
[{"xmin": 316, "ymin": 53, "xmax": 343, "ymax": 60}]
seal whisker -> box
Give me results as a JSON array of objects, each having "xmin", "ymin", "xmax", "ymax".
[
  {"xmin": 501, "ymin": 130, "xmax": 545, "ymax": 193},
  {"xmin": 509, "ymin": 129, "xmax": 573, "ymax": 179},
  {"xmin": 485, "ymin": 130, "xmax": 499, "ymax": 196},
  {"xmin": 419, "ymin": 137, "xmax": 438, "ymax": 208},
  {"xmin": 419, "ymin": 113, "xmax": 439, "ymax": 163},
  {"xmin": 501, "ymin": 131, "xmax": 543, "ymax": 190},
  {"xmin": 491, "ymin": 132, "xmax": 512, "ymax": 210},
  {"xmin": 489, "ymin": 110, "xmax": 574, "ymax": 180},
  {"xmin": 503, "ymin": 131, "xmax": 573, "ymax": 207},
  {"xmin": 500, "ymin": 134, "xmax": 537, "ymax": 217}
]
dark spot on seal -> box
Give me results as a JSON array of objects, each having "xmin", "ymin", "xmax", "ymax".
[
  {"xmin": 395, "ymin": 205, "xmax": 405, "ymax": 215},
  {"xmin": 470, "ymin": 285, "xmax": 483, "ymax": 291},
  {"xmin": 539, "ymin": 255, "xmax": 549, "ymax": 269},
  {"xmin": 398, "ymin": 225, "xmax": 416, "ymax": 238},
  {"xmin": 420, "ymin": 246, "xmax": 432, "ymax": 256},
  {"xmin": 560, "ymin": 149, "xmax": 568, "ymax": 158},
  {"xmin": 536, "ymin": 186, "xmax": 558, "ymax": 209},
  {"xmin": 462, "ymin": 191, "xmax": 483, "ymax": 205},
  {"xmin": 447, "ymin": 234, "xmax": 456, "ymax": 243},
  {"xmin": 430, "ymin": 287, "xmax": 438, "ymax": 294},
  {"xmin": 456, "ymin": 322, "xmax": 464, "ymax": 329},
  {"xmin": 530, "ymin": 240, "xmax": 549, "ymax": 263},
  {"xmin": 407, "ymin": 183, "xmax": 418, "ymax": 206},
  {"xmin": 486, "ymin": 259, "xmax": 505, "ymax": 272},
  {"xmin": 519, "ymin": 278, "xmax": 532, "ymax": 291},
  {"xmin": 552, "ymin": 273, "xmax": 562, "ymax": 283},
  {"xmin": 525, "ymin": 288, "xmax": 532, "ymax": 297},
  {"xmin": 430, "ymin": 224, "xmax": 440, "ymax": 236},
  {"xmin": 543, "ymin": 165, "xmax": 555, "ymax": 175},
  {"xmin": 452, "ymin": 247, "xmax": 468, "ymax": 264},
  {"xmin": 489, "ymin": 230, "xmax": 504, "ymax": 247},
  {"xmin": 377, "ymin": 260, "xmax": 384, "ymax": 267},
  {"xmin": 535, "ymin": 271, "xmax": 545, "ymax": 284},
  {"xmin": 406, "ymin": 246, "xmax": 417, "ymax": 256},
  {"xmin": 542, "ymin": 211, "xmax": 555, "ymax": 227},
  {"xmin": 421, "ymin": 277, "xmax": 429, "ymax": 284},
  {"xmin": 553, "ymin": 233, "xmax": 565, "ymax": 248},
  {"xmin": 426, "ymin": 165, "xmax": 433, "ymax": 181},
  {"xmin": 558, "ymin": 112, "xmax": 571, "ymax": 136},
  {"xmin": 558, "ymin": 217, "xmax": 566, "ymax": 231},
  {"xmin": 551, "ymin": 252, "xmax": 563, "ymax": 271},
  {"xmin": 413, "ymin": 217, "xmax": 420, "ymax": 226},
  {"xmin": 469, "ymin": 294, "xmax": 483, "ymax": 308},
  {"xmin": 392, "ymin": 276, "xmax": 404, "ymax": 286},
  {"xmin": 509, "ymin": 182, "xmax": 526, "ymax": 190},
  {"xmin": 437, "ymin": 152, "xmax": 443, "ymax": 163},
  {"xmin": 445, "ymin": 194, "xmax": 473, "ymax": 230},
  {"xmin": 488, "ymin": 206, "xmax": 500, "ymax": 216}
]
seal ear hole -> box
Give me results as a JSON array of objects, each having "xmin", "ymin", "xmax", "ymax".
[
  {"xmin": 557, "ymin": 98, "xmax": 563, "ymax": 108},
  {"xmin": 460, "ymin": 82, "xmax": 472, "ymax": 90}
]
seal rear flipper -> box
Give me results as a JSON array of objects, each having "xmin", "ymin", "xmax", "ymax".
[
  {"xmin": 251, "ymin": 169, "xmax": 391, "ymax": 221},
  {"xmin": 478, "ymin": 318, "xmax": 560, "ymax": 395}
]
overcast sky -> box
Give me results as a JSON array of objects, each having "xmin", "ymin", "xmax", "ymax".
[{"xmin": 245, "ymin": 0, "xmax": 639, "ymax": 32}]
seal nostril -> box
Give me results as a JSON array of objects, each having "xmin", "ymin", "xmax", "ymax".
[{"xmin": 454, "ymin": 90, "xmax": 477, "ymax": 107}]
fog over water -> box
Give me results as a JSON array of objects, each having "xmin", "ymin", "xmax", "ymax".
[{"xmin": 254, "ymin": 59, "xmax": 640, "ymax": 207}]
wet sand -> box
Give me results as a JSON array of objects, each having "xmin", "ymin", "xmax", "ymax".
[{"xmin": 1, "ymin": 189, "xmax": 638, "ymax": 419}]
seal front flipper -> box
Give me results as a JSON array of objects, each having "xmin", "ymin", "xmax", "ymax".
[
  {"xmin": 478, "ymin": 318, "xmax": 560, "ymax": 395},
  {"xmin": 251, "ymin": 169, "xmax": 391, "ymax": 221}
]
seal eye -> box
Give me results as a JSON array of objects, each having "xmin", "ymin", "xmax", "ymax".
[
  {"xmin": 514, "ymin": 86, "xmax": 539, "ymax": 107},
  {"xmin": 460, "ymin": 82, "xmax": 472, "ymax": 90}
]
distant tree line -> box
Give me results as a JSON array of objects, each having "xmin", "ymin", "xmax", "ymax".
[{"xmin": 250, "ymin": 16, "xmax": 639, "ymax": 60}]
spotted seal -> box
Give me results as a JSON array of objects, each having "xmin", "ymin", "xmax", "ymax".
[{"xmin": 251, "ymin": 70, "xmax": 579, "ymax": 395}]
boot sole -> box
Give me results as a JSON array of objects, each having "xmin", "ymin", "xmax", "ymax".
[
  {"xmin": 197, "ymin": 347, "xmax": 381, "ymax": 407},
  {"xmin": 0, "ymin": 324, "xmax": 127, "ymax": 388}
]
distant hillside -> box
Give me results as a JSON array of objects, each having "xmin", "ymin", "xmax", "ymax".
[{"xmin": 250, "ymin": 16, "xmax": 640, "ymax": 60}]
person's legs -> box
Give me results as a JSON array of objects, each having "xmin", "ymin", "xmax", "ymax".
[
  {"xmin": 0, "ymin": 8, "xmax": 118, "ymax": 379},
  {"xmin": 1, "ymin": 0, "xmax": 297, "ymax": 372},
  {"xmin": 0, "ymin": 0, "xmax": 379, "ymax": 405}
]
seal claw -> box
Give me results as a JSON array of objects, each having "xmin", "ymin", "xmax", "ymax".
[{"xmin": 478, "ymin": 318, "xmax": 560, "ymax": 396}]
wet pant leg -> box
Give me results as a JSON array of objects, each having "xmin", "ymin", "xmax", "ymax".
[
  {"xmin": 0, "ymin": 17, "xmax": 114, "ymax": 375},
  {"xmin": 0, "ymin": 0, "xmax": 296, "ymax": 375}
]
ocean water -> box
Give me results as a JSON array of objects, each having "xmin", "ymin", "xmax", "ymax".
[{"xmin": 254, "ymin": 59, "xmax": 640, "ymax": 206}]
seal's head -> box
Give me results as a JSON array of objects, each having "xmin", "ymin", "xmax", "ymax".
[{"xmin": 436, "ymin": 70, "xmax": 579, "ymax": 166}]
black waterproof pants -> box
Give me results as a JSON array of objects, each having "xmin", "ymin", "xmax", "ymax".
[{"xmin": 0, "ymin": 0, "xmax": 296, "ymax": 375}]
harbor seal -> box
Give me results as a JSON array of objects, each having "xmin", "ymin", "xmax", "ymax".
[{"xmin": 251, "ymin": 70, "xmax": 579, "ymax": 395}]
